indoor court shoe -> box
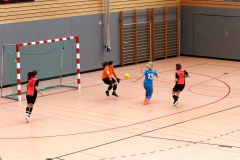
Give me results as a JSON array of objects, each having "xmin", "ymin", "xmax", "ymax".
[
  {"xmin": 26, "ymin": 116, "xmax": 29, "ymax": 123},
  {"xmin": 105, "ymin": 90, "xmax": 109, "ymax": 96},
  {"xmin": 112, "ymin": 92, "xmax": 119, "ymax": 97},
  {"xmin": 25, "ymin": 114, "xmax": 29, "ymax": 123},
  {"xmin": 173, "ymin": 101, "xmax": 179, "ymax": 107},
  {"xmin": 27, "ymin": 116, "xmax": 32, "ymax": 122},
  {"xmin": 143, "ymin": 98, "xmax": 149, "ymax": 105}
]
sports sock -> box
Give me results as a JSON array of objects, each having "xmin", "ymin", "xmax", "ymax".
[
  {"xmin": 108, "ymin": 85, "xmax": 112, "ymax": 91},
  {"xmin": 29, "ymin": 107, "xmax": 33, "ymax": 116},
  {"xmin": 26, "ymin": 107, "xmax": 30, "ymax": 115},
  {"xmin": 113, "ymin": 85, "xmax": 117, "ymax": 90}
]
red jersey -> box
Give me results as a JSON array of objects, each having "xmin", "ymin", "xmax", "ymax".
[
  {"xmin": 176, "ymin": 69, "xmax": 188, "ymax": 84},
  {"xmin": 27, "ymin": 78, "xmax": 37, "ymax": 96}
]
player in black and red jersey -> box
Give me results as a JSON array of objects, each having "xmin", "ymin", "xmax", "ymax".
[
  {"xmin": 25, "ymin": 70, "xmax": 43, "ymax": 122},
  {"xmin": 172, "ymin": 63, "xmax": 189, "ymax": 106}
]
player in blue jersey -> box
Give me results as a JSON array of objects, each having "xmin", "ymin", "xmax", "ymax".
[{"xmin": 133, "ymin": 62, "xmax": 158, "ymax": 105}]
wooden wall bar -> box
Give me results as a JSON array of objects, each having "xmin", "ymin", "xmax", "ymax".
[
  {"xmin": 176, "ymin": 6, "xmax": 180, "ymax": 57},
  {"xmin": 0, "ymin": 0, "xmax": 179, "ymax": 24},
  {"xmin": 120, "ymin": 6, "xmax": 180, "ymax": 66}
]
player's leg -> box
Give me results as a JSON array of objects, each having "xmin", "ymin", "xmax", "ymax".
[
  {"xmin": 147, "ymin": 84, "xmax": 153, "ymax": 100},
  {"xmin": 174, "ymin": 84, "xmax": 185, "ymax": 106},
  {"xmin": 145, "ymin": 85, "xmax": 153, "ymax": 105},
  {"xmin": 173, "ymin": 91, "xmax": 180, "ymax": 106},
  {"xmin": 112, "ymin": 78, "xmax": 118, "ymax": 97},
  {"xmin": 172, "ymin": 85, "xmax": 178, "ymax": 104},
  {"xmin": 25, "ymin": 104, "xmax": 30, "ymax": 117},
  {"xmin": 28, "ymin": 104, "xmax": 34, "ymax": 120},
  {"xmin": 26, "ymin": 103, "xmax": 32, "ymax": 122},
  {"xmin": 106, "ymin": 84, "xmax": 113, "ymax": 96},
  {"xmin": 143, "ymin": 83, "xmax": 152, "ymax": 105},
  {"xmin": 103, "ymin": 78, "xmax": 112, "ymax": 96},
  {"xmin": 176, "ymin": 90, "xmax": 181, "ymax": 97},
  {"xmin": 25, "ymin": 95, "xmax": 31, "ymax": 122},
  {"xmin": 28, "ymin": 96, "xmax": 36, "ymax": 120}
]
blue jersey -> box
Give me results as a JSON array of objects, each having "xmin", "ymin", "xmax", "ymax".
[{"xmin": 143, "ymin": 69, "xmax": 158, "ymax": 84}]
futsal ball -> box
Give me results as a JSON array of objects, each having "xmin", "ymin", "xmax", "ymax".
[{"xmin": 124, "ymin": 73, "xmax": 130, "ymax": 79}]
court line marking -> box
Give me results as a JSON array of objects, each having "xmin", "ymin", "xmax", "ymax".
[
  {"xmin": 0, "ymin": 71, "xmax": 231, "ymax": 139},
  {"xmin": 51, "ymin": 104, "xmax": 240, "ymax": 160}
]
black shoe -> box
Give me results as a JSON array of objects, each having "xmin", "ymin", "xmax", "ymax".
[
  {"xmin": 173, "ymin": 95, "xmax": 178, "ymax": 104},
  {"xmin": 173, "ymin": 101, "xmax": 179, "ymax": 107},
  {"xmin": 112, "ymin": 92, "xmax": 118, "ymax": 97},
  {"xmin": 105, "ymin": 91, "xmax": 109, "ymax": 97},
  {"xmin": 173, "ymin": 99, "xmax": 177, "ymax": 104}
]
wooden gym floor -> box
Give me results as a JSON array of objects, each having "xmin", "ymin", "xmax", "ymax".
[{"xmin": 0, "ymin": 57, "xmax": 240, "ymax": 160}]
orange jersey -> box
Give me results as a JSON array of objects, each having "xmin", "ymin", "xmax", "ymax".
[{"xmin": 102, "ymin": 66, "xmax": 118, "ymax": 80}]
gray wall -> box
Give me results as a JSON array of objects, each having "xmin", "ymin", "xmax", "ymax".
[
  {"xmin": 181, "ymin": 6, "xmax": 240, "ymax": 60},
  {"xmin": 0, "ymin": 12, "xmax": 120, "ymax": 86}
]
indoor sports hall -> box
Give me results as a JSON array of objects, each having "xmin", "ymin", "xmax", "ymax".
[{"xmin": 0, "ymin": 0, "xmax": 240, "ymax": 160}]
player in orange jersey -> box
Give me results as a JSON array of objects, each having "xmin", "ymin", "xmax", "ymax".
[{"xmin": 102, "ymin": 61, "xmax": 121, "ymax": 97}]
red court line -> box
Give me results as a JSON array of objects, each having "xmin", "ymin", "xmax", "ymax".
[
  {"xmin": 204, "ymin": 63, "xmax": 240, "ymax": 69},
  {"xmin": 0, "ymin": 101, "xmax": 15, "ymax": 106},
  {"xmin": 3, "ymin": 105, "xmax": 236, "ymax": 144},
  {"xmin": 140, "ymin": 63, "xmax": 205, "ymax": 74},
  {"xmin": 12, "ymin": 90, "xmax": 237, "ymax": 141},
  {"xmin": 0, "ymin": 72, "xmax": 231, "ymax": 139},
  {"xmin": 99, "ymin": 128, "xmax": 240, "ymax": 160}
]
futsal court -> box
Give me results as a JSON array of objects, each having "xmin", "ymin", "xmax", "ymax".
[{"xmin": 0, "ymin": 56, "xmax": 240, "ymax": 160}]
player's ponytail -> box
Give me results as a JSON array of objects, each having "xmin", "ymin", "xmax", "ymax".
[
  {"xmin": 27, "ymin": 70, "xmax": 38, "ymax": 80},
  {"xmin": 27, "ymin": 72, "xmax": 32, "ymax": 80},
  {"xmin": 146, "ymin": 62, "xmax": 153, "ymax": 69},
  {"xmin": 102, "ymin": 62, "xmax": 108, "ymax": 68},
  {"xmin": 32, "ymin": 70, "xmax": 37, "ymax": 77}
]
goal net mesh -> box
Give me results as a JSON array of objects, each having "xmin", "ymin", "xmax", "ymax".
[{"xmin": 3, "ymin": 39, "xmax": 77, "ymax": 100}]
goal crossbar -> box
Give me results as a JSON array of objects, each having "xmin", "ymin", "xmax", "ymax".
[{"xmin": 1, "ymin": 36, "xmax": 81, "ymax": 101}]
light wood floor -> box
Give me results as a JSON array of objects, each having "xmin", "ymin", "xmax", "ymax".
[{"xmin": 0, "ymin": 57, "xmax": 240, "ymax": 160}]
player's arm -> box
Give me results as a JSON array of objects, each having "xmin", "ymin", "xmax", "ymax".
[
  {"xmin": 35, "ymin": 86, "xmax": 43, "ymax": 96},
  {"xmin": 155, "ymin": 70, "xmax": 158, "ymax": 78},
  {"xmin": 35, "ymin": 81, "xmax": 43, "ymax": 96},
  {"xmin": 112, "ymin": 69, "xmax": 118, "ymax": 79},
  {"xmin": 133, "ymin": 74, "xmax": 144, "ymax": 82},
  {"xmin": 175, "ymin": 73, "xmax": 178, "ymax": 83},
  {"xmin": 113, "ymin": 68, "xmax": 121, "ymax": 83},
  {"xmin": 104, "ymin": 67, "xmax": 112, "ymax": 81},
  {"xmin": 185, "ymin": 70, "xmax": 189, "ymax": 77}
]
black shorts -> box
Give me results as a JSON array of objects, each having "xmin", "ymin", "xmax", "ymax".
[
  {"xmin": 173, "ymin": 84, "xmax": 185, "ymax": 92},
  {"xmin": 26, "ymin": 95, "xmax": 37, "ymax": 104},
  {"xmin": 102, "ymin": 77, "xmax": 116, "ymax": 85}
]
